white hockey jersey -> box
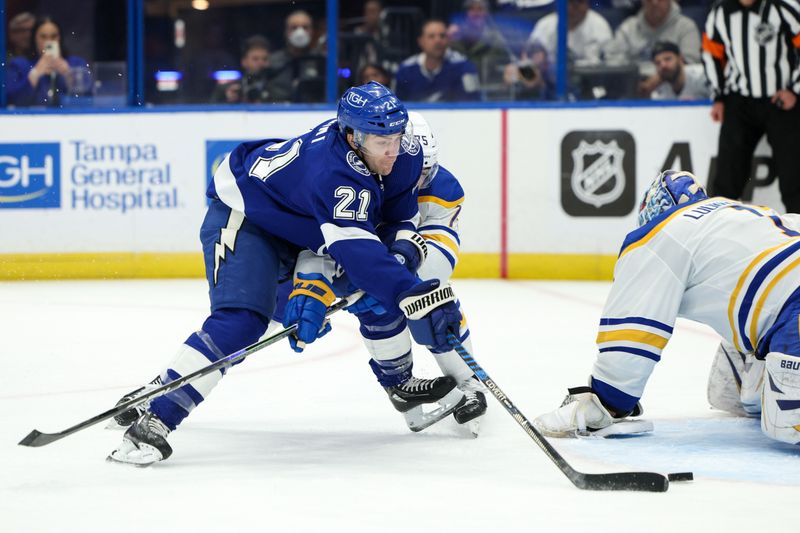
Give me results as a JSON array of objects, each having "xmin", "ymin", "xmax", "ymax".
[
  {"xmin": 415, "ymin": 165, "xmax": 464, "ymax": 284},
  {"xmin": 593, "ymin": 197, "xmax": 800, "ymax": 412}
]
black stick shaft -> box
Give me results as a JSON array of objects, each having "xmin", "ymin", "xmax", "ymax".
[
  {"xmin": 19, "ymin": 295, "xmax": 356, "ymax": 448},
  {"xmin": 446, "ymin": 332, "xmax": 670, "ymax": 492}
]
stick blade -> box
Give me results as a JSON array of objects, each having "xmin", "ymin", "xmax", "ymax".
[
  {"xmin": 576, "ymin": 472, "xmax": 670, "ymax": 492},
  {"xmin": 668, "ymin": 472, "xmax": 694, "ymax": 482},
  {"xmin": 19, "ymin": 429, "xmax": 62, "ymax": 447}
]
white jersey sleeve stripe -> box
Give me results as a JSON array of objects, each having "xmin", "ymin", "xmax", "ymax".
[
  {"xmin": 320, "ymin": 223, "xmax": 382, "ymax": 248},
  {"xmin": 213, "ymin": 154, "xmax": 246, "ymax": 213}
]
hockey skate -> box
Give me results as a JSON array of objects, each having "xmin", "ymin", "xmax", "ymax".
[
  {"xmin": 453, "ymin": 377, "xmax": 488, "ymax": 437},
  {"xmin": 386, "ymin": 375, "xmax": 465, "ymax": 432},
  {"xmin": 106, "ymin": 375, "xmax": 163, "ymax": 429},
  {"xmin": 107, "ymin": 411, "xmax": 172, "ymax": 466}
]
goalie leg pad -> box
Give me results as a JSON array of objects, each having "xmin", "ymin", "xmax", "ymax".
[
  {"xmin": 707, "ymin": 340, "xmax": 764, "ymax": 417},
  {"xmin": 760, "ymin": 351, "xmax": 800, "ymax": 445}
]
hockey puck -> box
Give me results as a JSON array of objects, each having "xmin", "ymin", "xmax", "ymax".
[{"xmin": 667, "ymin": 472, "xmax": 693, "ymax": 482}]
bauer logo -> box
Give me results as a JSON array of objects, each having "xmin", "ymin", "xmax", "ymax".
[
  {"xmin": 561, "ymin": 131, "xmax": 635, "ymax": 217},
  {"xmin": 0, "ymin": 143, "xmax": 61, "ymax": 208}
]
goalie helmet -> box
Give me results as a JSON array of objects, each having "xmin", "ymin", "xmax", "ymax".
[
  {"xmin": 337, "ymin": 81, "xmax": 414, "ymax": 155},
  {"xmin": 638, "ymin": 170, "xmax": 707, "ymax": 227},
  {"xmin": 407, "ymin": 111, "xmax": 440, "ymax": 188}
]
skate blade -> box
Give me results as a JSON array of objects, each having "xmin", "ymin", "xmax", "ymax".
[
  {"xmin": 106, "ymin": 439, "xmax": 162, "ymax": 467},
  {"xmin": 454, "ymin": 416, "xmax": 481, "ymax": 438},
  {"xmin": 404, "ymin": 389, "xmax": 467, "ymax": 432},
  {"xmin": 104, "ymin": 419, "xmax": 130, "ymax": 430},
  {"xmin": 467, "ymin": 417, "xmax": 481, "ymax": 438},
  {"xmin": 576, "ymin": 419, "xmax": 654, "ymax": 439}
]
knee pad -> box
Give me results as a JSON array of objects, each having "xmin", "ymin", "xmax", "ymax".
[{"xmin": 761, "ymin": 352, "xmax": 800, "ymax": 445}]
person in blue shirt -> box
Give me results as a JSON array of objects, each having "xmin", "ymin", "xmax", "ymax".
[
  {"xmin": 107, "ymin": 82, "xmax": 464, "ymax": 465},
  {"xmin": 395, "ymin": 19, "xmax": 481, "ymax": 102},
  {"xmin": 5, "ymin": 16, "xmax": 91, "ymax": 107}
]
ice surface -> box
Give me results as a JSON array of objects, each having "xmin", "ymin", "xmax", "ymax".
[{"xmin": 1, "ymin": 279, "xmax": 797, "ymax": 532}]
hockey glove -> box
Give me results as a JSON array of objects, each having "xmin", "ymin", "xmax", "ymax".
[
  {"xmin": 283, "ymin": 272, "xmax": 335, "ymax": 353},
  {"xmin": 397, "ymin": 279, "xmax": 460, "ymax": 353},
  {"xmin": 390, "ymin": 230, "xmax": 428, "ymax": 272}
]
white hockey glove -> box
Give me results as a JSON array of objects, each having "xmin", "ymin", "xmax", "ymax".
[{"xmin": 533, "ymin": 386, "xmax": 651, "ymax": 438}]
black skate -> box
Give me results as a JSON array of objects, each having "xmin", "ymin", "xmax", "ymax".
[
  {"xmin": 107, "ymin": 375, "xmax": 162, "ymax": 429},
  {"xmin": 453, "ymin": 377, "xmax": 488, "ymax": 437},
  {"xmin": 385, "ymin": 375, "xmax": 466, "ymax": 432},
  {"xmin": 107, "ymin": 411, "xmax": 172, "ymax": 466}
]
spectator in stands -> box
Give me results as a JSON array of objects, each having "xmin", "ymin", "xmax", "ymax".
[
  {"xmin": 395, "ymin": 19, "xmax": 481, "ymax": 102},
  {"xmin": 211, "ymin": 35, "xmax": 272, "ymax": 104},
  {"xmin": 268, "ymin": 10, "xmax": 325, "ymax": 102},
  {"xmin": 649, "ymin": 41, "xmax": 710, "ymax": 101},
  {"xmin": 355, "ymin": 0, "xmax": 383, "ymax": 41},
  {"xmin": 352, "ymin": 1, "xmax": 384, "ymax": 73},
  {"xmin": 527, "ymin": 0, "xmax": 612, "ymax": 66},
  {"xmin": 605, "ymin": 0, "xmax": 701, "ymax": 93},
  {"xmin": 6, "ymin": 15, "xmax": 91, "ymax": 107},
  {"xmin": 358, "ymin": 63, "xmax": 391, "ymax": 86},
  {"xmin": 447, "ymin": 0, "xmax": 511, "ymax": 86},
  {"xmin": 513, "ymin": 0, "xmax": 613, "ymax": 98},
  {"xmin": 6, "ymin": 11, "xmax": 34, "ymax": 60}
]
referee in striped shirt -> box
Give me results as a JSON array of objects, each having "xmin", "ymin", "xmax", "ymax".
[{"xmin": 703, "ymin": 0, "xmax": 800, "ymax": 212}]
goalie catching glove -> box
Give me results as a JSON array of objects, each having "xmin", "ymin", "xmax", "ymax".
[
  {"xmin": 533, "ymin": 386, "xmax": 652, "ymax": 438},
  {"xmin": 397, "ymin": 279, "xmax": 461, "ymax": 353},
  {"xmin": 283, "ymin": 272, "xmax": 334, "ymax": 352}
]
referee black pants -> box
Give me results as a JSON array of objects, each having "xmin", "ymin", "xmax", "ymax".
[{"xmin": 711, "ymin": 93, "xmax": 800, "ymax": 213}]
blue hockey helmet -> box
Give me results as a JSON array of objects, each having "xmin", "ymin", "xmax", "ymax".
[
  {"xmin": 638, "ymin": 170, "xmax": 708, "ymax": 227},
  {"xmin": 337, "ymin": 82, "xmax": 414, "ymax": 155}
]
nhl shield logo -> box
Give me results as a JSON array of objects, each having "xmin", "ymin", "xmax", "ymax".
[
  {"xmin": 570, "ymin": 140, "xmax": 626, "ymax": 208},
  {"xmin": 561, "ymin": 131, "xmax": 635, "ymax": 217}
]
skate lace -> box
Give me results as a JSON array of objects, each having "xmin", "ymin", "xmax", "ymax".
[
  {"xmin": 146, "ymin": 414, "xmax": 170, "ymax": 438},
  {"xmin": 462, "ymin": 388, "xmax": 479, "ymax": 402},
  {"xmin": 400, "ymin": 376, "xmax": 434, "ymax": 393}
]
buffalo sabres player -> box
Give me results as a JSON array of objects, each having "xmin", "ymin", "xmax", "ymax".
[
  {"xmin": 534, "ymin": 170, "xmax": 800, "ymax": 446},
  {"xmin": 278, "ymin": 112, "xmax": 487, "ymax": 433},
  {"xmin": 108, "ymin": 82, "xmax": 465, "ymax": 465}
]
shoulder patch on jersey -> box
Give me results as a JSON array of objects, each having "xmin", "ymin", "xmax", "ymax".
[
  {"xmin": 347, "ymin": 151, "xmax": 371, "ymax": 176},
  {"xmin": 404, "ymin": 136, "xmax": 420, "ymax": 156}
]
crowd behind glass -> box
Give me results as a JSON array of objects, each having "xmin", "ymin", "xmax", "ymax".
[{"xmin": 2, "ymin": 0, "xmax": 715, "ymax": 109}]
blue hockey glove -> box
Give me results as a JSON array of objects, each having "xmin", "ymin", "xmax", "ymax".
[
  {"xmin": 390, "ymin": 230, "xmax": 428, "ymax": 272},
  {"xmin": 397, "ymin": 279, "xmax": 460, "ymax": 352},
  {"xmin": 283, "ymin": 273, "xmax": 335, "ymax": 353}
]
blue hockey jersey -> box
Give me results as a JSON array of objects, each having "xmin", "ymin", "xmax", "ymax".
[
  {"xmin": 395, "ymin": 51, "xmax": 481, "ymax": 102},
  {"xmin": 208, "ymin": 118, "xmax": 424, "ymax": 309}
]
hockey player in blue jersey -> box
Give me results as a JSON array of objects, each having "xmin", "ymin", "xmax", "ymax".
[
  {"xmin": 273, "ymin": 111, "xmax": 488, "ymax": 433},
  {"xmin": 108, "ymin": 82, "xmax": 465, "ymax": 465},
  {"xmin": 534, "ymin": 170, "xmax": 800, "ymax": 445}
]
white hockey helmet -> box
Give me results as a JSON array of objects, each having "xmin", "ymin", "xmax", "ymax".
[{"xmin": 407, "ymin": 111, "xmax": 440, "ymax": 188}]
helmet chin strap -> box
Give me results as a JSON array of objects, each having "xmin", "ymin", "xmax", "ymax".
[{"xmin": 354, "ymin": 147, "xmax": 378, "ymax": 175}]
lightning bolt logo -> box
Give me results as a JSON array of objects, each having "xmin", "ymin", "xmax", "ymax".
[{"xmin": 213, "ymin": 210, "xmax": 245, "ymax": 285}]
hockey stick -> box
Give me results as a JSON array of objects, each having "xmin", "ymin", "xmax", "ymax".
[
  {"xmin": 446, "ymin": 332, "xmax": 692, "ymax": 492},
  {"xmin": 19, "ymin": 292, "xmax": 362, "ymax": 448}
]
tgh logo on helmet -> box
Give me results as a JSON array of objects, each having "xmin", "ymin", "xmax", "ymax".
[{"xmin": 346, "ymin": 92, "xmax": 369, "ymax": 108}]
